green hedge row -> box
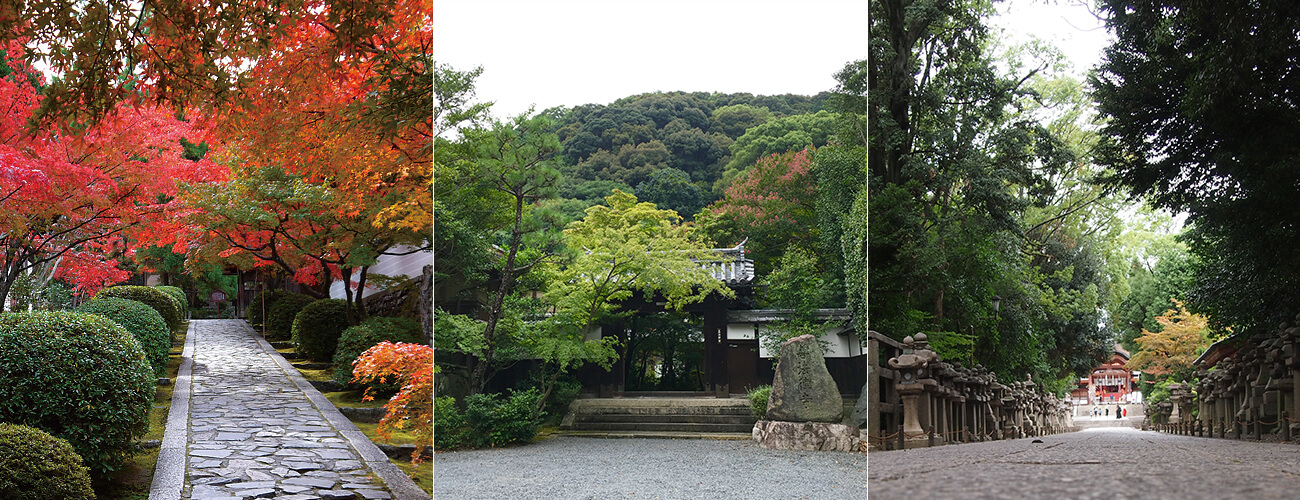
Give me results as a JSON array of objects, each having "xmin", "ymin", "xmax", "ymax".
[
  {"xmin": 0, "ymin": 423, "xmax": 95, "ymax": 500},
  {"xmin": 96, "ymin": 286, "xmax": 182, "ymax": 331},
  {"xmin": 291, "ymin": 299, "xmax": 351, "ymax": 362},
  {"xmin": 74, "ymin": 298, "xmax": 171, "ymax": 377},
  {"xmin": 331, "ymin": 316, "xmax": 424, "ymax": 391},
  {"xmin": 0, "ymin": 312, "xmax": 154, "ymax": 476}
]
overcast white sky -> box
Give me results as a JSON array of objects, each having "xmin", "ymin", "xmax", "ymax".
[
  {"xmin": 992, "ymin": 0, "xmax": 1112, "ymax": 76},
  {"xmin": 432, "ymin": 0, "xmax": 868, "ymax": 120}
]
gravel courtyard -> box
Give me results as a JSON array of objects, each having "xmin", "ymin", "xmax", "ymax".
[{"xmin": 434, "ymin": 436, "xmax": 866, "ymax": 500}]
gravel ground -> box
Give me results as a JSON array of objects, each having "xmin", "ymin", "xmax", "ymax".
[
  {"xmin": 871, "ymin": 427, "xmax": 1300, "ymax": 500},
  {"xmin": 434, "ymin": 436, "xmax": 867, "ymax": 499}
]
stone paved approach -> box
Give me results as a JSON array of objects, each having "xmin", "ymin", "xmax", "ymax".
[
  {"xmin": 870, "ymin": 427, "xmax": 1300, "ymax": 499},
  {"xmin": 161, "ymin": 319, "xmax": 427, "ymax": 500}
]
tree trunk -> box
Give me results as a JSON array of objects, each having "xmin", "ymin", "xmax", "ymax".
[
  {"xmin": 468, "ymin": 192, "xmax": 526, "ymax": 393},
  {"xmin": 419, "ymin": 265, "xmax": 433, "ymax": 345}
]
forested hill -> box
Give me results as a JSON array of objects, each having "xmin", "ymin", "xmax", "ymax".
[{"xmin": 542, "ymin": 90, "xmax": 837, "ymax": 221}]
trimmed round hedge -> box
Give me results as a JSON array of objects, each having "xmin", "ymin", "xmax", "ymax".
[
  {"xmin": 75, "ymin": 297, "xmax": 171, "ymax": 377},
  {"xmin": 291, "ymin": 298, "xmax": 352, "ymax": 362},
  {"xmin": 0, "ymin": 423, "xmax": 95, "ymax": 500},
  {"xmin": 266, "ymin": 294, "xmax": 316, "ymax": 340},
  {"xmin": 0, "ymin": 312, "xmax": 154, "ymax": 476},
  {"xmin": 332, "ymin": 316, "xmax": 426, "ymax": 390},
  {"xmin": 155, "ymin": 285, "xmax": 188, "ymax": 316},
  {"xmin": 246, "ymin": 288, "xmax": 291, "ymax": 327},
  {"xmin": 96, "ymin": 286, "xmax": 182, "ymax": 331}
]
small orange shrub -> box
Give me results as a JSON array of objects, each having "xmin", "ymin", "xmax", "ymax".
[{"xmin": 352, "ymin": 341, "xmax": 433, "ymax": 461}]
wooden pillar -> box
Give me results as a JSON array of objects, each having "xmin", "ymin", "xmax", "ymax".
[
  {"xmin": 866, "ymin": 334, "xmax": 882, "ymax": 447},
  {"xmin": 702, "ymin": 295, "xmax": 728, "ymax": 397}
]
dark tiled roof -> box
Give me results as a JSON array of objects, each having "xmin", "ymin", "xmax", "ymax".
[{"xmin": 697, "ymin": 239, "xmax": 755, "ymax": 286}]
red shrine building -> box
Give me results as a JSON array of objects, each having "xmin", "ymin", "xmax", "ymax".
[{"xmin": 1071, "ymin": 346, "xmax": 1141, "ymax": 405}]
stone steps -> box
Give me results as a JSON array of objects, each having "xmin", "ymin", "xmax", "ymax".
[
  {"xmin": 572, "ymin": 422, "xmax": 757, "ymax": 433},
  {"xmin": 574, "ymin": 413, "xmax": 754, "ymax": 424},
  {"xmin": 562, "ymin": 398, "xmax": 758, "ymax": 435}
]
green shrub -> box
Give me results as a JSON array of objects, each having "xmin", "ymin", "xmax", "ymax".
[
  {"xmin": 95, "ymin": 286, "xmax": 182, "ymax": 331},
  {"xmin": 155, "ymin": 285, "xmax": 188, "ymax": 315},
  {"xmin": 0, "ymin": 423, "xmax": 95, "ymax": 500},
  {"xmin": 434, "ymin": 396, "xmax": 465, "ymax": 450},
  {"xmin": 266, "ymin": 294, "xmax": 316, "ymax": 340},
  {"xmin": 523, "ymin": 371, "xmax": 582, "ymax": 424},
  {"xmin": 546, "ymin": 377, "xmax": 582, "ymax": 423},
  {"xmin": 462, "ymin": 388, "xmax": 544, "ymax": 448},
  {"xmin": 74, "ymin": 298, "xmax": 171, "ymax": 377},
  {"xmin": 0, "ymin": 312, "xmax": 154, "ymax": 476},
  {"xmin": 291, "ymin": 298, "xmax": 353, "ymax": 361},
  {"xmin": 246, "ymin": 289, "xmax": 291, "ymax": 326},
  {"xmin": 332, "ymin": 316, "xmax": 424, "ymax": 390},
  {"xmin": 747, "ymin": 385, "xmax": 772, "ymax": 420}
]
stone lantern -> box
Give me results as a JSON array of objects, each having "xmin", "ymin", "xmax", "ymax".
[{"xmin": 889, "ymin": 334, "xmax": 939, "ymax": 448}]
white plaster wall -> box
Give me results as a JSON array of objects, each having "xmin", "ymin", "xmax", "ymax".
[
  {"xmin": 329, "ymin": 245, "xmax": 432, "ymax": 299},
  {"xmin": 757, "ymin": 325, "xmax": 863, "ymax": 359}
]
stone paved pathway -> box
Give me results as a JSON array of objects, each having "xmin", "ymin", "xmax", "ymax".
[
  {"xmin": 179, "ymin": 320, "xmax": 403, "ymax": 500},
  {"xmin": 870, "ymin": 427, "xmax": 1300, "ymax": 499}
]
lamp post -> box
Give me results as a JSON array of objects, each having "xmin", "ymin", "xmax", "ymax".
[{"xmin": 992, "ymin": 295, "xmax": 1002, "ymax": 319}]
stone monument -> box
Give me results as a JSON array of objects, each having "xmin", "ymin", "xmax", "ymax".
[{"xmin": 752, "ymin": 334, "xmax": 860, "ymax": 452}]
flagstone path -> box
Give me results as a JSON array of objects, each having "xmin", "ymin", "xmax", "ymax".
[{"xmin": 151, "ymin": 319, "xmax": 428, "ymax": 500}]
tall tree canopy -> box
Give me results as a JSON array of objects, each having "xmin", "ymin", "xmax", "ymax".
[
  {"xmin": 1092, "ymin": 0, "xmax": 1300, "ymax": 335},
  {"xmin": 864, "ymin": 0, "xmax": 1111, "ymax": 384},
  {"xmin": 0, "ymin": 0, "xmax": 429, "ymax": 132},
  {"xmin": 0, "ymin": 40, "xmax": 221, "ymax": 304}
]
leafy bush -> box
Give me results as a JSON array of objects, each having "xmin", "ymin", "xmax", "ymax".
[
  {"xmin": 354, "ymin": 342, "xmax": 433, "ymax": 460},
  {"xmin": 462, "ymin": 388, "xmax": 544, "ymax": 449},
  {"xmin": 95, "ymin": 286, "xmax": 183, "ymax": 331},
  {"xmin": 332, "ymin": 316, "xmax": 425, "ymax": 390},
  {"xmin": 546, "ymin": 377, "xmax": 582, "ymax": 423},
  {"xmin": 0, "ymin": 423, "xmax": 95, "ymax": 500},
  {"xmin": 0, "ymin": 312, "xmax": 154, "ymax": 476},
  {"xmin": 75, "ymin": 298, "xmax": 171, "ymax": 377},
  {"xmin": 748, "ymin": 385, "xmax": 772, "ymax": 420},
  {"xmin": 434, "ymin": 396, "xmax": 465, "ymax": 450},
  {"xmin": 291, "ymin": 298, "xmax": 352, "ymax": 361},
  {"xmin": 524, "ymin": 370, "xmax": 581, "ymax": 424},
  {"xmin": 247, "ymin": 289, "xmax": 291, "ymax": 326},
  {"xmin": 155, "ymin": 285, "xmax": 188, "ymax": 315},
  {"xmin": 265, "ymin": 293, "xmax": 315, "ymax": 340}
]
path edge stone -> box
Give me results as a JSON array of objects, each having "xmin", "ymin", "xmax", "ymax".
[
  {"xmin": 241, "ymin": 321, "xmax": 431, "ymax": 500},
  {"xmin": 149, "ymin": 321, "xmax": 196, "ymax": 500}
]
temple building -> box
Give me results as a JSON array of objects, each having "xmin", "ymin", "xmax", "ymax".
[{"xmin": 1071, "ymin": 346, "xmax": 1141, "ymax": 405}]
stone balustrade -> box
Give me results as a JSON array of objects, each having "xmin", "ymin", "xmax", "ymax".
[
  {"xmin": 1150, "ymin": 313, "xmax": 1300, "ymax": 441},
  {"xmin": 864, "ymin": 332, "xmax": 1074, "ymax": 450}
]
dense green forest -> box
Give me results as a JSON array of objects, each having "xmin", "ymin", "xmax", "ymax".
[
  {"xmin": 437, "ymin": 0, "xmax": 1300, "ymax": 402},
  {"xmin": 435, "ymin": 55, "xmax": 867, "ymax": 398}
]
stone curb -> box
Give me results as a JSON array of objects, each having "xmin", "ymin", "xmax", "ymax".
[
  {"xmin": 562, "ymin": 431, "xmax": 754, "ymax": 441},
  {"xmin": 242, "ymin": 321, "xmax": 430, "ymax": 500},
  {"xmin": 150, "ymin": 321, "xmax": 196, "ymax": 500}
]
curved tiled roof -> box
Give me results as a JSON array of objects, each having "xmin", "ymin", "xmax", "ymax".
[{"xmin": 697, "ymin": 239, "xmax": 755, "ymax": 286}]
